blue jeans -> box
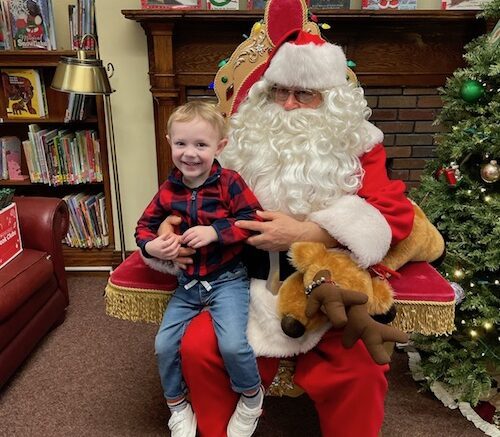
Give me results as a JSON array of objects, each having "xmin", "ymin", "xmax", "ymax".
[{"xmin": 155, "ymin": 263, "xmax": 261, "ymax": 401}]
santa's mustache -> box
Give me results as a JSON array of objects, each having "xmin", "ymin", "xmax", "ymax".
[{"xmin": 222, "ymin": 99, "xmax": 365, "ymax": 216}]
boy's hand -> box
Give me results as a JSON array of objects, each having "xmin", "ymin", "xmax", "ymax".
[
  {"xmin": 145, "ymin": 233, "xmax": 181, "ymax": 260},
  {"xmin": 182, "ymin": 226, "xmax": 218, "ymax": 249}
]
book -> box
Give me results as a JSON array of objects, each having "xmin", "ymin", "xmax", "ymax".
[
  {"xmin": 1, "ymin": 68, "xmax": 48, "ymax": 119},
  {"xmin": 0, "ymin": 202, "xmax": 23, "ymax": 269},
  {"xmin": 247, "ymin": 0, "xmax": 266, "ymax": 7},
  {"xmin": 308, "ymin": 0, "xmax": 350, "ymax": 8},
  {"xmin": 141, "ymin": 0, "xmax": 202, "ymax": 9},
  {"xmin": 207, "ymin": 0, "xmax": 241, "ymax": 9},
  {"xmin": 445, "ymin": 0, "xmax": 491, "ymax": 8},
  {"xmin": 1, "ymin": 0, "xmax": 56, "ymax": 50},
  {"xmin": 1, "ymin": 136, "xmax": 28, "ymax": 180},
  {"xmin": 0, "ymin": 1, "xmax": 12, "ymax": 49},
  {"xmin": 362, "ymin": 0, "xmax": 416, "ymax": 8},
  {"xmin": 27, "ymin": 124, "xmax": 50, "ymax": 183}
]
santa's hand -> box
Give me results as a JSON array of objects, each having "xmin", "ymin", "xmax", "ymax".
[
  {"xmin": 158, "ymin": 214, "xmax": 182, "ymax": 235},
  {"xmin": 237, "ymin": 211, "xmax": 337, "ymax": 251},
  {"xmin": 305, "ymin": 270, "xmax": 368, "ymax": 329},
  {"xmin": 342, "ymin": 305, "xmax": 409, "ymax": 365},
  {"xmin": 236, "ymin": 210, "xmax": 305, "ymax": 251}
]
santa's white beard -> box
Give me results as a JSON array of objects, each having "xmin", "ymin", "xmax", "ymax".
[
  {"xmin": 221, "ymin": 93, "xmax": 373, "ymax": 217},
  {"xmin": 220, "ymin": 83, "xmax": 381, "ymax": 357}
]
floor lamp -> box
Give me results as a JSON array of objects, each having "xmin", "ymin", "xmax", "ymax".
[{"xmin": 51, "ymin": 35, "xmax": 126, "ymax": 262}]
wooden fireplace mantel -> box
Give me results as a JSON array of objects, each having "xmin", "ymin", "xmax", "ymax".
[{"xmin": 122, "ymin": 9, "xmax": 486, "ymax": 184}]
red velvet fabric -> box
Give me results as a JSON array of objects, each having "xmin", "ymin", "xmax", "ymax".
[
  {"xmin": 110, "ymin": 250, "xmax": 177, "ymax": 291},
  {"xmin": 389, "ymin": 261, "xmax": 454, "ymax": 303},
  {"xmin": 111, "ymin": 253, "xmax": 454, "ymax": 306}
]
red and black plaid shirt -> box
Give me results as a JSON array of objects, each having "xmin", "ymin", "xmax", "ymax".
[{"xmin": 135, "ymin": 161, "xmax": 262, "ymax": 278}]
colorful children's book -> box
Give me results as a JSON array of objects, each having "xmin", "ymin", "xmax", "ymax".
[
  {"xmin": 2, "ymin": 0, "xmax": 55, "ymax": 50},
  {"xmin": 0, "ymin": 1, "xmax": 13, "ymax": 49},
  {"xmin": 1, "ymin": 136, "xmax": 28, "ymax": 180},
  {"xmin": 1, "ymin": 68, "xmax": 48, "ymax": 119},
  {"xmin": 308, "ymin": 0, "xmax": 350, "ymax": 8},
  {"xmin": 207, "ymin": 0, "xmax": 241, "ymax": 10}
]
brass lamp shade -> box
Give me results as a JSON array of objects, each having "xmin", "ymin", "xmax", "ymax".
[{"xmin": 51, "ymin": 50, "xmax": 113, "ymax": 95}]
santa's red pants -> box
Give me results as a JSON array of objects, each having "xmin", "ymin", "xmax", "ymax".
[{"xmin": 181, "ymin": 311, "xmax": 388, "ymax": 437}]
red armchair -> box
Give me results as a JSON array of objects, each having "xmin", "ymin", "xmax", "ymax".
[{"xmin": 0, "ymin": 196, "xmax": 69, "ymax": 389}]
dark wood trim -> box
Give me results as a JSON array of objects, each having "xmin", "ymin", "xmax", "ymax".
[{"xmin": 123, "ymin": 9, "xmax": 487, "ymax": 184}]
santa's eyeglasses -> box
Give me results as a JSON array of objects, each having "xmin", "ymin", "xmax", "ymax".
[{"xmin": 269, "ymin": 86, "xmax": 321, "ymax": 104}]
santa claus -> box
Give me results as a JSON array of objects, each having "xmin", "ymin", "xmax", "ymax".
[{"xmin": 175, "ymin": 27, "xmax": 414, "ymax": 437}]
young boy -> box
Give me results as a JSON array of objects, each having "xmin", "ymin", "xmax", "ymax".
[{"xmin": 135, "ymin": 101, "xmax": 264, "ymax": 437}]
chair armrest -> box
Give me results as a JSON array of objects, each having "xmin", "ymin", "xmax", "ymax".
[{"xmin": 14, "ymin": 196, "xmax": 70, "ymax": 297}]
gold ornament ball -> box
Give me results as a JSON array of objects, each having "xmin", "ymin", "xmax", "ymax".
[{"xmin": 480, "ymin": 160, "xmax": 499, "ymax": 183}]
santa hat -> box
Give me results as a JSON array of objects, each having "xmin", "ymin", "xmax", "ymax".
[
  {"xmin": 263, "ymin": 30, "xmax": 348, "ymax": 90},
  {"xmin": 214, "ymin": 0, "xmax": 352, "ymax": 115}
]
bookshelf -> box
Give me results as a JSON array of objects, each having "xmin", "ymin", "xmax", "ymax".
[{"xmin": 0, "ymin": 50, "xmax": 118, "ymax": 267}]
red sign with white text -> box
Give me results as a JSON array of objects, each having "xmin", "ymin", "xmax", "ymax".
[{"xmin": 0, "ymin": 203, "xmax": 23, "ymax": 269}]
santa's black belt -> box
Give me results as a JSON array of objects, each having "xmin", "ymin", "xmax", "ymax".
[{"xmin": 242, "ymin": 246, "xmax": 295, "ymax": 281}]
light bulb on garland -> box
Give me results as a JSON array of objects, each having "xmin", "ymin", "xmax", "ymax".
[
  {"xmin": 251, "ymin": 21, "xmax": 263, "ymax": 34},
  {"xmin": 460, "ymin": 79, "xmax": 485, "ymax": 103},
  {"xmin": 480, "ymin": 160, "xmax": 499, "ymax": 183},
  {"xmin": 347, "ymin": 60, "xmax": 357, "ymax": 69}
]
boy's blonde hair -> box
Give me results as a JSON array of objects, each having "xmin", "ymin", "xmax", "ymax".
[{"xmin": 167, "ymin": 101, "xmax": 227, "ymax": 139}]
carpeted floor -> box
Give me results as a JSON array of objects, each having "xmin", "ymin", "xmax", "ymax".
[{"xmin": 0, "ymin": 275, "xmax": 485, "ymax": 437}]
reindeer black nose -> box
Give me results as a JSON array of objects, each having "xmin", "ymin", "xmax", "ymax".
[{"xmin": 281, "ymin": 315, "xmax": 306, "ymax": 338}]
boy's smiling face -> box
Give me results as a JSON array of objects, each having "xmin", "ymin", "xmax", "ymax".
[{"xmin": 168, "ymin": 116, "xmax": 227, "ymax": 188}]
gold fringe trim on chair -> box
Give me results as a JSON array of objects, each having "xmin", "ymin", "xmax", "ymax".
[
  {"xmin": 392, "ymin": 300, "xmax": 455, "ymax": 335},
  {"xmin": 104, "ymin": 282, "xmax": 171, "ymax": 324}
]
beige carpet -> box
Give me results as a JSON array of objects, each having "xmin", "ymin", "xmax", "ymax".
[{"xmin": 0, "ymin": 275, "xmax": 484, "ymax": 436}]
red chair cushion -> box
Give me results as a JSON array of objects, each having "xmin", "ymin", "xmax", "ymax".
[
  {"xmin": 110, "ymin": 250, "xmax": 177, "ymax": 291},
  {"xmin": 389, "ymin": 261, "xmax": 454, "ymax": 303}
]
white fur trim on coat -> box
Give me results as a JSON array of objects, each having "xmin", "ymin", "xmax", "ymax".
[
  {"xmin": 308, "ymin": 195, "xmax": 392, "ymax": 268},
  {"xmin": 363, "ymin": 120, "xmax": 384, "ymax": 149},
  {"xmin": 247, "ymin": 279, "xmax": 331, "ymax": 357},
  {"xmin": 264, "ymin": 42, "xmax": 347, "ymax": 90},
  {"xmin": 140, "ymin": 251, "xmax": 180, "ymax": 276}
]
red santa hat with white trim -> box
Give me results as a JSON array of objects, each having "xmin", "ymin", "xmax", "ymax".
[
  {"xmin": 263, "ymin": 30, "xmax": 348, "ymax": 90},
  {"xmin": 214, "ymin": 0, "xmax": 353, "ymax": 116}
]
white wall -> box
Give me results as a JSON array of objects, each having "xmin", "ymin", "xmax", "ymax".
[{"xmin": 53, "ymin": 0, "xmax": 157, "ymax": 252}]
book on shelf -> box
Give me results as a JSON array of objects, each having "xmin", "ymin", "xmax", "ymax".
[
  {"xmin": 207, "ymin": 0, "xmax": 241, "ymax": 9},
  {"xmin": 23, "ymin": 125, "xmax": 102, "ymax": 186},
  {"xmin": 63, "ymin": 192, "xmax": 108, "ymax": 249},
  {"xmin": 308, "ymin": 0, "xmax": 350, "ymax": 8},
  {"xmin": 68, "ymin": 0, "xmax": 96, "ymax": 50},
  {"xmin": 64, "ymin": 93, "xmax": 94, "ymax": 122},
  {"xmin": 1, "ymin": 0, "xmax": 57, "ymax": 50},
  {"xmin": 0, "ymin": 1, "xmax": 12, "ymax": 50},
  {"xmin": 1, "ymin": 68, "xmax": 48, "ymax": 119},
  {"xmin": 362, "ymin": 0, "xmax": 416, "ymax": 8},
  {"xmin": 0, "ymin": 136, "xmax": 28, "ymax": 180}
]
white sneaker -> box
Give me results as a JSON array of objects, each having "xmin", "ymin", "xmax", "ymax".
[
  {"xmin": 167, "ymin": 404, "xmax": 197, "ymax": 437},
  {"xmin": 227, "ymin": 388, "xmax": 264, "ymax": 437}
]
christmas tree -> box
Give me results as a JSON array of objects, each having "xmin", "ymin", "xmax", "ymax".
[{"xmin": 411, "ymin": 0, "xmax": 500, "ymax": 425}]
